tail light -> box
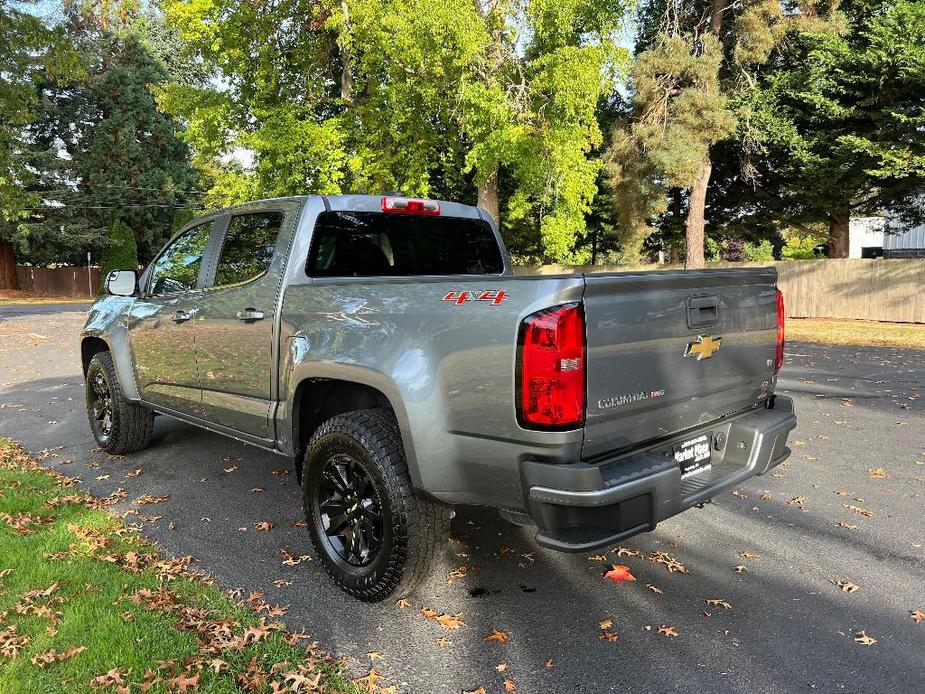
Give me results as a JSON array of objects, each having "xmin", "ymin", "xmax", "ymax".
[
  {"xmin": 381, "ymin": 196, "xmax": 440, "ymax": 215},
  {"xmin": 517, "ymin": 304, "xmax": 585, "ymax": 429},
  {"xmin": 774, "ymin": 289, "xmax": 785, "ymax": 374}
]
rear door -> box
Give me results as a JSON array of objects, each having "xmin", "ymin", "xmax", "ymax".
[
  {"xmin": 581, "ymin": 268, "xmax": 779, "ymax": 460},
  {"xmin": 194, "ymin": 204, "xmax": 297, "ymax": 439}
]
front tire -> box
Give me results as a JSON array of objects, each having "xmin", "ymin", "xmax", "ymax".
[
  {"xmin": 302, "ymin": 408, "xmax": 450, "ymax": 602},
  {"xmin": 85, "ymin": 352, "xmax": 154, "ymax": 455}
]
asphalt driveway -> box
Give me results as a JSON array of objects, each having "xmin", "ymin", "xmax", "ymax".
[{"xmin": 1, "ymin": 303, "xmax": 923, "ymax": 694}]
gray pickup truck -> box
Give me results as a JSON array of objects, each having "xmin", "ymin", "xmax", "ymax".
[{"xmin": 81, "ymin": 194, "xmax": 796, "ymax": 601}]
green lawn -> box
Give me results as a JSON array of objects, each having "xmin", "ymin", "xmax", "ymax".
[
  {"xmin": 0, "ymin": 438, "xmax": 361, "ymax": 694},
  {"xmin": 787, "ymin": 318, "xmax": 925, "ymax": 350}
]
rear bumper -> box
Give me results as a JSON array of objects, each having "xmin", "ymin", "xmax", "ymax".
[{"xmin": 523, "ymin": 395, "xmax": 797, "ymax": 552}]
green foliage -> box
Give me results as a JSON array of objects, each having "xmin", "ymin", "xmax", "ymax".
[
  {"xmin": 98, "ymin": 220, "xmax": 139, "ymax": 292},
  {"xmin": 782, "ymin": 233, "xmax": 824, "ymax": 259},
  {"xmin": 744, "ymin": 240, "xmax": 774, "ymax": 262},
  {"xmin": 160, "ymin": 0, "xmax": 631, "ymax": 263},
  {"xmin": 731, "ymin": 0, "xmax": 925, "ymax": 242}
]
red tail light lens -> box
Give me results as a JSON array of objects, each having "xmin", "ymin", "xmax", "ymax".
[
  {"xmin": 518, "ymin": 304, "xmax": 585, "ymax": 429},
  {"xmin": 381, "ymin": 196, "xmax": 440, "ymax": 215},
  {"xmin": 774, "ymin": 289, "xmax": 785, "ymax": 374}
]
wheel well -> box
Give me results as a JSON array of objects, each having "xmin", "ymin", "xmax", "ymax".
[
  {"xmin": 293, "ymin": 379, "xmax": 394, "ymax": 459},
  {"xmin": 81, "ymin": 337, "xmax": 109, "ymax": 375}
]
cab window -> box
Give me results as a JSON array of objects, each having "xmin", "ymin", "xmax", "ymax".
[
  {"xmin": 149, "ymin": 223, "xmax": 211, "ymax": 296},
  {"xmin": 213, "ymin": 212, "xmax": 283, "ymax": 287}
]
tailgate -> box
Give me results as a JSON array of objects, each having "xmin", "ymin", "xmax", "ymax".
[{"xmin": 582, "ymin": 268, "xmax": 778, "ymax": 460}]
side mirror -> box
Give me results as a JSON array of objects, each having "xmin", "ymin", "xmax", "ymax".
[{"xmin": 106, "ymin": 269, "xmax": 137, "ymax": 297}]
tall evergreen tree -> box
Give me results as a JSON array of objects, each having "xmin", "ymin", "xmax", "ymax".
[{"xmin": 27, "ymin": 2, "xmax": 198, "ymax": 265}]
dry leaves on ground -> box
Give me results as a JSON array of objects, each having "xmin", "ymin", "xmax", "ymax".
[
  {"xmin": 604, "ymin": 564, "xmax": 636, "ymax": 583},
  {"xmin": 833, "ymin": 580, "xmax": 860, "ymax": 593},
  {"xmin": 421, "ymin": 607, "xmax": 465, "ymax": 630},
  {"xmin": 854, "ymin": 631, "xmax": 877, "ymax": 646},
  {"xmin": 484, "ymin": 629, "xmax": 509, "ymax": 644},
  {"xmin": 657, "ymin": 625, "xmax": 679, "ymax": 637}
]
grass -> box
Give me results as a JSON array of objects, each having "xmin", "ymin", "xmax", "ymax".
[
  {"xmin": 787, "ymin": 318, "xmax": 925, "ymax": 350},
  {"xmin": 0, "ymin": 438, "xmax": 361, "ymax": 694},
  {"xmin": 0, "ymin": 290, "xmax": 93, "ymax": 305}
]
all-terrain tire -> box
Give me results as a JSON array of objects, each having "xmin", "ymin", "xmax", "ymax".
[
  {"xmin": 302, "ymin": 407, "xmax": 451, "ymax": 602},
  {"xmin": 85, "ymin": 351, "xmax": 154, "ymax": 455}
]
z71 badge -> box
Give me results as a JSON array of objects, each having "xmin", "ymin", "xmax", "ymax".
[{"xmin": 442, "ymin": 290, "xmax": 508, "ymax": 306}]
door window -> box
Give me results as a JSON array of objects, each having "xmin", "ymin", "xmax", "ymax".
[
  {"xmin": 149, "ymin": 223, "xmax": 211, "ymax": 295},
  {"xmin": 213, "ymin": 212, "xmax": 283, "ymax": 287}
]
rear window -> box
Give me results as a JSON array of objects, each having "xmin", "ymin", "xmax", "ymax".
[{"xmin": 307, "ymin": 211, "xmax": 504, "ymax": 277}]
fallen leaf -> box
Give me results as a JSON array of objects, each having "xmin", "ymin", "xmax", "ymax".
[
  {"xmin": 495, "ymin": 663, "xmax": 508, "ymax": 672},
  {"xmin": 30, "ymin": 646, "xmax": 85, "ymax": 667},
  {"xmin": 787, "ymin": 496, "xmax": 807, "ymax": 505},
  {"xmin": 737, "ymin": 551, "xmax": 760, "ymax": 560},
  {"xmin": 854, "ymin": 631, "xmax": 876, "ymax": 646},
  {"xmin": 598, "ymin": 619, "xmax": 613, "ymax": 630},
  {"xmin": 545, "ymin": 658, "xmax": 554, "ymax": 669},
  {"xmin": 436, "ymin": 637, "xmax": 451, "ymax": 648},
  {"xmin": 835, "ymin": 490, "xmax": 853, "ymax": 497},
  {"xmin": 353, "ymin": 668, "xmax": 385, "ymax": 693},
  {"xmin": 733, "ymin": 565, "xmax": 748, "ymax": 573},
  {"xmin": 367, "ymin": 651, "xmax": 384, "ymax": 662},
  {"xmin": 587, "ymin": 554, "xmax": 608, "ymax": 562},
  {"xmin": 657, "ymin": 625, "xmax": 679, "ymax": 637},
  {"xmin": 867, "ymin": 467, "xmax": 889, "ymax": 480},
  {"xmin": 646, "ymin": 583, "xmax": 663, "ymax": 593},
  {"xmin": 604, "ymin": 564, "xmax": 636, "ymax": 583},
  {"xmin": 614, "ymin": 546, "xmax": 641, "ymax": 557},
  {"xmin": 706, "ymin": 599, "xmax": 732, "ymax": 609},
  {"xmin": 832, "ymin": 580, "xmax": 860, "ymax": 593},
  {"xmin": 462, "ymin": 688, "xmax": 487, "ymax": 694},
  {"xmin": 484, "ymin": 629, "xmax": 509, "ymax": 644},
  {"xmin": 255, "ymin": 521, "xmax": 274, "ymax": 531},
  {"xmin": 836, "ymin": 522, "xmax": 859, "ymax": 530},
  {"xmin": 845, "ymin": 505, "xmax": 873, "ymax": 517},
  {"xmin": 504, "ymin": 678, "xmax": 517, "ymax": 692},
  {"xmin": 597, "ymin": 631, "xmax": 619, "ymax": 642},
  {"xmin": 396, "ymin": 598, "xmax": 410, "ymax": 609},
  {"xmin": 909, "ymin": 610, "xmax": 924, "ymax": 623}
]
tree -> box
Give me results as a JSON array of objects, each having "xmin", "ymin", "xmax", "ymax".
[
  {"xmin": 606, "ymin": 0, "xmax": 835, "ymax": 267},
  {"xmin": 160, "ymin": 0, "xmax": 632, "ymax": 263},
  {"xmin": 25, "ymin": 2, "xmax": 198, "ymax": 266},
  {"xmin": 98, "ymin": 219, "xmax": 138, "ymax": 291},
  {"xmin": 731, "ymin": 0, "xmax": 925, "ymax": 256},
  {"xmin": 0, "ymin": 0, "xmax": 79, "ymax": 288}
]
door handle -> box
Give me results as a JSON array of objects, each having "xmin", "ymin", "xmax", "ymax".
[
  {"xmin": 171, "ymin": 310, "xmax": 192, "ymax": 324},
  {"xmin": 236, "ymin": 308, "xmax": 265, "ymax": 323},
  {"xmin": 687, "ymin": 295, "xmax": 720, "ymax": 328}
]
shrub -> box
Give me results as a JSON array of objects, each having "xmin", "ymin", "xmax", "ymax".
[{"xmin": 99, "ymin": 220, "xmax": 139, "ymax": 293}]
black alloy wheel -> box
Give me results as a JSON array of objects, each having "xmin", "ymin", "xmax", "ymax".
[
  {"xmin": 316, "ymin": 453, "xmax": 384, "ymax": 567},
  {"xmin": 87, "ymin": 368, "xmax": 114, "ymax": 444}
]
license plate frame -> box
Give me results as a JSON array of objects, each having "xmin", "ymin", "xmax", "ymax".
[{"xmin": 674, "ymin": 434, "xmax": 712, "ymax": 479}]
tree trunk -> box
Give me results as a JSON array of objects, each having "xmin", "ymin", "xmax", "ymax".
[
  {"xmin": 685, "ymin": 158, "xmax": 712, "ymax": 269},
  {"xmin": 828, "ymin": 209, "xmax": 850, "ymax": 258},
  {"xmin": 477, "ymin": 170, "xmax": 500, "ymax": 223},
  {"xmin": 683, "ymin": 0, "xmax": 724, "ymax": 270},
  {"xmin": 0, "ymin": 240, "xmax": 19, "ymax": 290}
]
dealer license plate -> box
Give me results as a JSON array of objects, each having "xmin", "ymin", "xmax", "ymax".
[{"xmin": 674, "ymin": 434, "xmax": 712, "ymax": 479}]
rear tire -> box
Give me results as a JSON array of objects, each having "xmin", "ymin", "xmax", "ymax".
[
  {"xmin": 302, "ymin": 407, "xmax": 450, "ymax": 602},
  {"xmin": 85, "ymin": 352, "xmax": 154, "ymax": 455}
]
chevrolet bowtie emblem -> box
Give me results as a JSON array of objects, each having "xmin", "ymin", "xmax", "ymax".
[{"xmin": 685, "ymin": 335, "xmax": 722, "ymax": 361}]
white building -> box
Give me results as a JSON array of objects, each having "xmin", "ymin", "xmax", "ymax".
[{"xmin": 849, "ymin": 215, "xmax": 925, "ymax": 258}]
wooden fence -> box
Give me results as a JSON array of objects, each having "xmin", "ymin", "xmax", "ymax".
[
  {"xmin": 15, "ymin": 266, "xmax": 101, "ymax": 297},
  {"xmin": 17, "ymin": 259, "xmax": 925, "ymax": 322},
  {"xmin": 516, "ymin": 259, "xmax": 925, "ymax": 324}
]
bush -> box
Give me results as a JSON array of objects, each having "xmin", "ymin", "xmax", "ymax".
[
  {"xmin": 744, "ymin": 240, "xmax": 775, "ymax": 261},
  {"xmin": 99, "ymin": 220, "xmax": 138, "ymax": 293},
  {"xmin": 782, "ymin": 234, "xmax": 824, "ymax": 259}
]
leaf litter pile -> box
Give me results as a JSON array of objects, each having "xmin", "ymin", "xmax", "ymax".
[{"xmin": 0, "ymin": 438, "xmax": 363, "ymax": 693}]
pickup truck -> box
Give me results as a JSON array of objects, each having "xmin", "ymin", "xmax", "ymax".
[{"xmin": 81, "ymin": 194, "xmax": 796, "ymax": 602}]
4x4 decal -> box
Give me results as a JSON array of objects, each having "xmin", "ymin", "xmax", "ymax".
[{"xmin": 442, "ymin": 290, "xmax": 508, "ymax": 306}]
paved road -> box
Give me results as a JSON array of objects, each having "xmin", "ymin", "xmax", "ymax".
[
  {"xmin": 0, "ymin": 301, "xmax": 91, "ymax": 316},
  {"xmin": 1, "ymin": 305, "xmax": 923, "ymax": 694}
]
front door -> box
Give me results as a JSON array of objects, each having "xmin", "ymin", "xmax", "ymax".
[
  {"xmin": 195, "ymin": 208, "xmax": 290, "ymax": 438},
  {"xmin": 128, "ymin": 221, "xmax": 213, "ymax": 416}
]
